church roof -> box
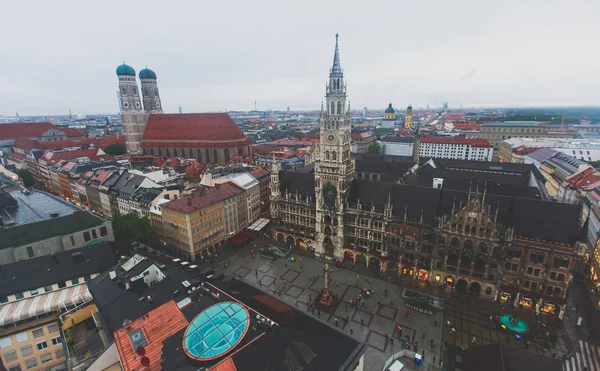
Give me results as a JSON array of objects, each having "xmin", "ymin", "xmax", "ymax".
[
  {"xmin": 141, "ymin": 113, "xmax": 249, "ymax": 146},
  {"xmin": 116, "ymin": 63, "xmax": 136, "ymax": 76},
  {"xmin": 385, "ymin": 103, "xmax": 395, "ymax": 114},
  {"xmin": 139, "ymin": 67, "xmax": 157, "ymax": 80}
]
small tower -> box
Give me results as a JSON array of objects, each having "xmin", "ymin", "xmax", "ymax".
[
  {"xmin": 139, "ymin": 67, "xmax": 163, "ymax": 113},
  {"xmin": 384, "ymin": 103, "xmax": 395, "ymax": 120},
  {"xmin": 404, "ymin": 104, "xmax": 413, "ymax": 129},
  {"xmin": 412, "ymin": 122, "xmax": 420, "ymax": 164},
  {"xmin": 117, "ymin": 63, "xmax": 142, "ymax": 112}
]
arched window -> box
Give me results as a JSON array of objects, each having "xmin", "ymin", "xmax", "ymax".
[
  {"xmin": 326, "ymin": 151, "xmax": 330, "ymax": 160},
  {"xmin": 150, "ymin": 148, "xmax": 154, "ymax": 155},
  {"xmin": 332, "ymin": 151, "xmax": 337, "ymax": 160},
  {"xmin": 450, "ymin": 237, "xmax": 459, "ymax": 248},
  {"xmin": 155, "ymin": 88, "xmax": 159, "ymax": 96},
  {"xmin": 337, "ymin": 101, "xmax": 342, "ymax": 115},
  {"xmin": 213, "ymin": 149, "xmax": 219, "ymax": 163},
  {"xmin": 224, "ymin": 148, "xmax": 230, "ymax": 163},
  {"xmin": 485, "ymin": 287, "xmax": 492, "ymax": 296},
  {"xmin": 188, "ymin": 148, "xmax": 193, "ymax": 158},
  {"xmin": 205, "ymin": 148, "xmax": 210, "ymax": 162},
  {"xmin": 238, "ymin": 147, "xmax": 243, "ymax": 155},
  {"xmin": 197, "ymin": 148, "xmax": 202, "ymax": 163},
  {"xmin": 158, "ymin": 148, "xmax": 162, "ymax": 156},
  {"xmin": 477, "ymin": 243, "xmax": 487, "ymax": 254},
  {"xmin": 121, "ymin": 87, "xmax": 126, "ymax": 95},
  {"xmin": 143, "ymin": 88, "xmax": 148, "ymax": 97},
  {"xmin": 464, "ymin": 240, "xmax": 473, "ymax": 251},
  {"xmin": 165, "ymin": 148, "xmax": 170, "ymax": 157},
  {"xmin": 173, "ymin": 148, "xmax": 178, "ymax": 157},
  {"xmin": 133, "ymin": 87, "xmax": 138, "ymax": 95},
  {"xmin": 331, "ymin": 102, "xmax": 335, "ymax": 115}
]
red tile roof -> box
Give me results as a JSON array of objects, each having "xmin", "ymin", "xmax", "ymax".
[
  {"xmin": 60, "ymin": 127, "xmax": 83, "ymax": 137},
  {"xmin": 114, "ymin": 300, "xmax": 188, "ymax": 371},
  {"xmin": 12, "ymin": 135, "xmax": 125, "ymax": 152},
  {"xmin": 39, "ymin": 148, "xmax": 113, "ymax": 164},
  {"xmin": 0, "ymin": 122, "xmax": 56, "ymax": 139},
  {"xmin": 566, "ymin": 167, "xmax": 600, "ymax": 188},
  {"xmin": 141, "ymin": 113, "xmax": 249, "ymax": 147},
  {"xmin": 11, "ymin": 137, "xmax": 39, "ymax": 151},
  {"xmin": 351, "ymin": 132, "xmax": 373, "ymax": 141},
  {"xmin": 421, "ymin": 136, "xmax": 492, "ymax": 147},
  {"xmin": 162, "ymin": 182, "xmax": 245, "ymax": 213},
  {"xmin": 249, "ymin": 168, "xmax": 269, "ymax": 178}
]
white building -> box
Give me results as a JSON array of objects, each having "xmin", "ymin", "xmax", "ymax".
[
  {"xmin": 382, "ymin": 136, "xmax": 494, "ymax": 161},
  {"xmin": 500, "ymin": 137, "xmax": 600, "ymax": 163}
]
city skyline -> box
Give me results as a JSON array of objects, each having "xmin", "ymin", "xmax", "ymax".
[{"xmin": 2, "ymin": 0, "xmax": 600, "ymax": 116}]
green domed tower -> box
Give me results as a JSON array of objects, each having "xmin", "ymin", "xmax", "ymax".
[
  {"xmin": 116, "ymin": 62, "xmax": 146, "ymax": 154},
  {"xmin": 139, "ymin": 67, "xmax": 162, "ymax": 113},
  {"xmin": 384, "ymin": 103, "xmax": 395, "ymax": 120},
  {"xmin": 116, "ymin": 62, "xmax": 141, "ymax": 112}
]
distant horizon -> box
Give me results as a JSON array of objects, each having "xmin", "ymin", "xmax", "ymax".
[
  {"xmin": 3, "ymin": 104, "xmax": 600, "ymax": 119},
  {"xmin": 2, "ymin": 1, "xmax": 600, "ymax": 116}
]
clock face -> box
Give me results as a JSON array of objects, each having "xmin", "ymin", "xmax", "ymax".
[{"xmin": 327, "ymin": 133, "xmax": 336, "ymax": 143}]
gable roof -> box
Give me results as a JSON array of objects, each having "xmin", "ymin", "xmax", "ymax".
[
  {"xmin": 162, "ymin": 182, "xmax": 244, "ymax": 213},
  {"xmin": 0, "ymin": 243, "xmax": 116, "ymax": 297}
]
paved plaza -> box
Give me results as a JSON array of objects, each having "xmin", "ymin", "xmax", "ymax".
[{"xmin": 220, "ymin": 246, "xmax": 444, "ymax": 370}]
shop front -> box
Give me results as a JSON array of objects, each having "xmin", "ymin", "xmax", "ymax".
[
  {"xmin": 541, "ymin": 301, "xmax": 557, "ymax": 315},
  {"xmin": 518, "ymin": 295, "xmax": 535, "ymax": 310},
  {"xmin": 418, "ymin": 269, "xmax": 429, "ymax": 280},
  {"xmin": 445, "ymin": 276, "xmax": 454, "ymax": 287},
  {"xmin": 499, "ymin": 291, "xmax": 512, "ymax": 304}
]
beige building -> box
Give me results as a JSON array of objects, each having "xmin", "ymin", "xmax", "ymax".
[{"xmin": 478, "ymin": 121, "xmax": 572, "ymax": 153}]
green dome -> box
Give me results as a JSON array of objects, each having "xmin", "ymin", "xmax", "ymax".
[
  {"xmin": 407, "ymin": 105, "xmax": 413, "ymax": 110},
  {"xmin": 385, "ymin": 103, "xmax": 395, "ymax": 114},
  {"xmin": 139, "ymin": 68, "xmax": 157, "ymax": 80},
  {"xmin": 116, "ymin": 63, "xmax": 135, "ymax": 76}
]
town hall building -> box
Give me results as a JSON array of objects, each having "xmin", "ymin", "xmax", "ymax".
[{"xmin": 269, "ymin": 34, "xmax": 586, "ymax": 318}]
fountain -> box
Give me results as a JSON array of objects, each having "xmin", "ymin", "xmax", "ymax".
[{"xmin": 499, "ymin": 314, "xmax": 530, "ymax": 334}]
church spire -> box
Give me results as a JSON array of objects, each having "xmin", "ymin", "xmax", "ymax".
[{"xmin": 330, "ymin": 33, "xmax": 343, "ymax": 78}]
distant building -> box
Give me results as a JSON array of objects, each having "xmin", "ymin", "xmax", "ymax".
[
  {"xmin": 499, "ymin": 137, "xmax": 600, "ymax": 163},
  {"xmin": 0, "ymin": 188, "xmax": 114, "ymax": 264},
  {"xmin": 0, "ymin": 122, "xmax": 83, "ymax": 155},
  {"xmin": 525, "ymin": 148, "xmax": 590, "ymax": 198},
  {"xmin": 350, "ymin": 131, "xmax": 375, "ymax": 153},
  {"xmin": 382, "ymin": 136, "xmax": 493, "ymax": 161},
  {"xmin": 478, "ymin": 121, "xmax": 573, "ymax": 153}
]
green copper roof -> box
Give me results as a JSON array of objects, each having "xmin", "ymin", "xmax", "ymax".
[
  {"xmin": 139, "ymin": 68, "xmax": 157, "ymax": 79},
  {"xmin": 116, "ymin": 63, "xmax": 136, "ymax": 76},
  {"xmin": 385, "ymin": 103, "xmax": 395, "ymax": 114}
]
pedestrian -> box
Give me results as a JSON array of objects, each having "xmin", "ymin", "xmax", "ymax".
[
  {"xmin": 309, "ymin": 293, "xmax": 312, "ymax": 301},
  {"xmin": 390, "ymin": 338, "xmax": 394, "ymax": 346},
  {"xmin": 345, "ymin": 304, "xmax": 348, "ymax": 311},
  {"xmin": 433, "ymin": 356, "xmax": 436, "ymax": 364},
  {"xmin": 259, "ymin": 280, "xmax": 262, "ymax": 287},
  {"xmin": 285, "ymin": 263, "xmax": 288, "ymax": 268},
  {"xmin": 334, "ymin": 318, "xmax": 338, "ymax": 327},
  {"xmin": 336, "ymin": 281, "xmax": 339, "ymax": 287},
  {"xmin": 255, "ymin": 270, "xmax": 258, "ymax": 278},
  {"xmin": 422, "ymin": 333, "xmax": 426, "ymax": 340},
  {"xmin": 360, "ymin": 318, "xmax": 364, "ymax": 326},
  {"xmin": 377, "ymin": 299, "xmax": 381, "ymax": 306},
  {"xmin": 350, "ymin": 329, "xmax": 354, "ymax": 335}
]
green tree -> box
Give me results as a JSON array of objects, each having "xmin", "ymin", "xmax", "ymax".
[
  {"xmin": 17, "ymin": 169, "xmax": 35, "ymax": 187},
  {"xmin": 590, "ymin": 160, "xmax": 600, "ymax": 169},
  {"xmin": 368, "ymin": 142, "xmax": 381, "ymax": 153},
  {"xmin": 103, "ymin": 143, "xmax": 126, "ymax": 156},
  {"xmin": 112, "ymin": 213, "xmax": 162, "ymax": 251}
]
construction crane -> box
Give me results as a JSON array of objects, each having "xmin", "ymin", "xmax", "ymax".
[{"xmin": 559, "ymin": 116, "xmax": 580, "ymax": 132}]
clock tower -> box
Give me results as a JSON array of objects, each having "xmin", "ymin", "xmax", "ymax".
[{"xmin": 314, "ymin": 34, "xmax": 355, "ymax": 258}]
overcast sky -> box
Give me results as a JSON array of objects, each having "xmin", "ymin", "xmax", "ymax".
[{"xmin": 2, "ymin": 0, "xmax": 600, "ymax": 116}]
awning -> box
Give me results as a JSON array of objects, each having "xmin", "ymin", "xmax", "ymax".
[
  {"xmin": 62, "ymin": 304, "xmax": 97, "ymax": 331},
  {"xmin": 0, "ymin": 284, "xmax": 91, "ymax": 327},
  {"xmin": 248, "ymin": 218, "xmax": 270, "ymax": 231}
]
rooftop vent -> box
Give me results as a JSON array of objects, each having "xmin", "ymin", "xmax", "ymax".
[
  {"xmin": 50, "ymin": 212, "xmax": 59, "ymax": 218},
  {"xmin": 72, "ymin": 252, "xmax": 84, "ymax": 263}
]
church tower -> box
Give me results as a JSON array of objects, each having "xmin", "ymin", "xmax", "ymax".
[
  {"xmin": 117, "ymin": 63, "xmax": 148, "ymax": 154},
  {"xmin": 314, "ymin": 34, "xmax": 355, "ymax": 258},
  {"xmin": 139, "ymin": 67, "xmax": 163, "ymax": 113},
  {"xmin": 404, "ymin": 104, "xmax": 413, "ymax": 129}
]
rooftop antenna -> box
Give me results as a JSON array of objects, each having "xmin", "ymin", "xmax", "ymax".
[{"xmin": 254, "ymin": 100, "xmax": 257, "ymax": 111}]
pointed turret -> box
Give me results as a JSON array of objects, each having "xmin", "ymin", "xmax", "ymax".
[{"xmin": 330, "ymin": 33, "xmax": 343, "ymax": 78}]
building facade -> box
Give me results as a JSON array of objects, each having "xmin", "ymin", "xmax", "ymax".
[{"xmin": 269, "ymin": 35, "xmax": 584, "ymax": 317}]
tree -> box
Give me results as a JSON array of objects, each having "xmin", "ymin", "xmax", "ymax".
[
  {"xmin": 17, "ymin": 169, "xmax": 34, "ymax": 187},
  {"xmin": 104, "ymin": 143, "xmax": 126, "ymax": 156},
  {"xmin": 368, "ymin": 142, "xmax": 381, "ymax": 153},
  {"xmin": 112, "ymin": 213, "xmax": 162, "ymax": 251},
  {"xmin": 590, "ymin": 160, "xmax": 600, "ymax": 169}
]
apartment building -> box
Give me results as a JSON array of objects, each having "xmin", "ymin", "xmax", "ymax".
[
  {"xmin": 478, "ymin": 121, "xmax": 572, "ymax": 152},
  {"xmin": 0, "ymin": 244, "xmax": 116, "ymax": 371},
  {"xmin": 161, "ymin": 182, "xmax": 245, "ymax": 261}
]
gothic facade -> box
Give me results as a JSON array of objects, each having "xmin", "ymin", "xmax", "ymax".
[{"xmin": 269, "ymin": 35, "xmax": 586, "ymax": 317}]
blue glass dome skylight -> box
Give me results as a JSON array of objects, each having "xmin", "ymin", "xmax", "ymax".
[{"xmin": 183, "ymin": 302, "xmax": 250, "ymax": 361}]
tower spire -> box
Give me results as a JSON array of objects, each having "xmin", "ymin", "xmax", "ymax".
[{"xmin": 330, "ymin": 33, "xmax": 343, "ymax": 77}]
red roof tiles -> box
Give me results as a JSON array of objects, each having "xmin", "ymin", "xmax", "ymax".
[
  {"xmin": 0, "ymin": 122, "xmax": 56, "ymax": 139},
  {"xmin": 114, "ymin": 300, "xmax": 188, "ymax": 371},
  {"xmin": 351, "ymin": 132, "xmax": 373, "ymax": 141},
  {"xmin": 60, "ymin": 127, "xmax": 83, "ymax": 137},
  {"xmin": 141, "ymin": 113, "xmax": 248, "ymax": 147},
  {"xmin": 39, "ymin": 148, "xmax": 113, "ymax": 164},
  {"xmin": 162, "ymin": 182, "xmax": 245, "ymax": 213}
]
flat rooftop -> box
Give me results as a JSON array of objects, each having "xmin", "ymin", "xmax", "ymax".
[{"xmin": 4, "ymin": 189, "xmax": 79, "ymax": 227}]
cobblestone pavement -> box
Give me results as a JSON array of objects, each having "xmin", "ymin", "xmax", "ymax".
[{"xmin": 218, "ymin": 244, "xmax": 444, "ymax": 371}]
